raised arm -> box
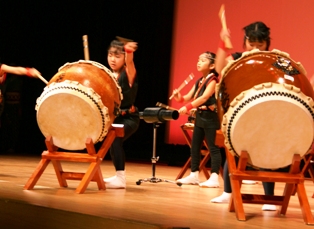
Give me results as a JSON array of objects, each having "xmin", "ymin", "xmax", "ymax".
[
  {"xmin": 124, "ymin": 41, "xmax": 138, "ymax": 87},
  {"xmin": 215, "ymin": 28, "xmax": 233, "ymax": 77},
  {"xmin": 0, "ymin": 64, "xmax": 41, "ymax": 77}
]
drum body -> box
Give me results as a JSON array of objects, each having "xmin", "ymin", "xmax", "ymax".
[
  {"xmin": 36, "ymin": 60, "xmax": 122, "ymax": 150},
  {"xmin": 217, "ymin": 50, "xmax": 314, "ymax": 169}
]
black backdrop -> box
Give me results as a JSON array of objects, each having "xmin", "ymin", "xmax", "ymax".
[{"xmin": 0, "ymin": 0, "xmax": 190, "ymax": 164}]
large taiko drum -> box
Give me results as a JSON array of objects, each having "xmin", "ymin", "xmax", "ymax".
[
  {"xmin": 216, "ymin": 49, "xmax": 314, "ymax": 169},
  {"xmin": 36, "ymin": 60, "xmax": 122, "ymax": 150}
]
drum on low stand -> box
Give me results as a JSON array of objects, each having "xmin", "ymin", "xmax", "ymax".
[
  {"xmin": 216, "ymin": 49, "xmax": 314, "ymax": 169},
  {"xmin": 36, "ymin": 60, "xmax": 122, "ymax": 150}
]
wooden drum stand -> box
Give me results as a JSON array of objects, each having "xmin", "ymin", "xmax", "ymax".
[{"xmin": 24, "ymin": 125, "xmax": 124, "ymax": 194}]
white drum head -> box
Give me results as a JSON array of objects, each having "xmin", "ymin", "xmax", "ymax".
[
  {"xmin": 36, "ymin": 81, "xmax": 110, "ymax": 150},
  {"xmin": 222, "ymin": 83, "xmax": 314, "ymax": 169}
]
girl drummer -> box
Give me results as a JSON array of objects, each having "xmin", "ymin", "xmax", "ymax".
[
  {"xmin": 173, "ymin": 51, "xmax": 222, "ymax": 188},
  {"xmin": 103, "ymin": 39, "xmax": 140, "ymax": 189},
  {"xmin": 211, "ymin": 21, "xmax": 278, "ymax": 211}
]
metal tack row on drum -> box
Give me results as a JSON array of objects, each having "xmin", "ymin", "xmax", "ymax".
[
  {"xmin": 36, "ymin": 60, "xmax": 122, "ymax": 150},
  {"xmin": 216, "ymin": 49, "xmax": 314, "ymax": 169}
]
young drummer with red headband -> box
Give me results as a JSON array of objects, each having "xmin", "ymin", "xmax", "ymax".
[
  {"xmin": 103, "ymin": 39, "xmax": 140, "ymax": 189},
  {"xmin": 173, "ymin": 51, "xmax": 222, "ymax": 188}
]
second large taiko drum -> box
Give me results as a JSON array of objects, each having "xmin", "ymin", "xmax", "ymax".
[{"xmin": 216, "ymin": 49, "xmax": 314, "ymax": 169}]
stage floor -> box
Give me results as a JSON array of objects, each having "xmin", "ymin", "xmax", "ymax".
[{"xmin": 0, "ymin": 154, "xmax": 313, "ymax": 229}]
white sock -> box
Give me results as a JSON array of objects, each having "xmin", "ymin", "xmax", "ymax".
[
  {"xmin": 176, "ymin": 171, "xmax": 199, "ymax": 184},
  {"xmin": 191, "ymin": 171, "xmax": 199, "ymax": 179},
  {"xmin": 210, "ymin": 192, "xmax": 231, "ymax": 203},
  {"xmin": 199, "ymin": 173, "xmax": 219, "ymax": 187},
  {"xmin": 209, "ymin": 173, "xmax": 218, "ymax": 181},
  {"xmin": 104, "ymin": 170, "xmax": 126, "ymax": 189},
  {"xmin": 103, "ymin": 175, "xmax": 117, "ymax": 183}
]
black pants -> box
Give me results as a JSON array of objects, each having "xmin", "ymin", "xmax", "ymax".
[
  {"xmin": 191, "ymin": 124, "xmax": 221, "ymax": 174},
  {"xmin": 109, "ymin": 114, "xmax": 140, "ymax": 171}
]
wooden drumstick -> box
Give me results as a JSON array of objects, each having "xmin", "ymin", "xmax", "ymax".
[
  {"xmin": 116, "ymin": 36, "xmax": 138, "ymax": 51},
  {"xmin": 218, "ymin": 4, "xmax": 233, "ymax": 49},
  {"xmin": 156, "ymin": 102, "xmax": 177, "ymax": 111},
  {"xmin": 82, "ymin": 35, "xmax": 90, "ymax": 60},
  {"xmin": 36, "ymin": 74, "xmax": 48, "ymax": 84},
  {"xmin": 116, "ymin": 36, "xmax": 133, "ymax": 44},
  {"xmin": 169, "ymin": 73, "xmax": 195, "ymax": 100}
]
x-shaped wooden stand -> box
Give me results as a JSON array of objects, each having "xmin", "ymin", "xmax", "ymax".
[{"xmin": 24, "ymin": 125, "xmax": 124, "ymax": 194}]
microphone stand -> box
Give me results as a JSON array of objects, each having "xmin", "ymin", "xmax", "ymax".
[{"xmin": 136, "ymin": 122, "xmax": 181, "ymax": 186}]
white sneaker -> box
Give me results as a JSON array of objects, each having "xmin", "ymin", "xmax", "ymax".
[
  {"xmin": 176, "ymin": 171, "xmax": 199, "ymax": 185},
  {"xmin": 211, "ymin": 192, "xmax": 231, "ymax": 203},
  {"xmin": 104, "ymin": 171, "xmax": 126, "ymax": 189},
  {"xmin": 199, "ymin": 173, "xmax": 219, "ymax": 188},
  {"xmin": 242, "ymin": 180, "xmax": 257, "ymax": 185},
  {"xmin": 103, "ymin": 175, "xmax": 117, "ymax": 183},
  {"xmin": 262, "ymin": 204, "xmax": 277, "ymax": 211}
]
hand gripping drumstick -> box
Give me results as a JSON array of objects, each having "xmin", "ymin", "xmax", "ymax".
[
  {"xmin": 82, "ymin": 35, "xmax": 90, "ymax": 60},
  {"xmin": 156, "ymin": 102, "xmax": 177, "ymax": 111},
  {"xmin": 218, "ymin": 4, "xmax": 233, "ymax": 49},
  {"xmin": 169, "ymin": 73, "xmax": 195, "ymax": 100}
]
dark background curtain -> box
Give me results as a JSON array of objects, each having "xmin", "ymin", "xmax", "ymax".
[{"xmin": 0, "ymin": 0, "xmax": 191, "ymax": 164}]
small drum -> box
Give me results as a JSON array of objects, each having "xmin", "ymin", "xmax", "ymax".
[
  {"xmin": 36, "ymin": 60, "xmax": 122, "ymax": 150},
  {"xmin": 217, "ymin": 49, "xmax": 314, "ymax": 169}
]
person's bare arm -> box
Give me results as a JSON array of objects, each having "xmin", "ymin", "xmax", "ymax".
[
  {"xmin": 124, "ymin": 42, "xmax": 138, "ymax": 87},
  {"xmin": 0, "ymin": 64, "xmax": 41, "ymax": 77},
  {"xmin": 215, "ymin": 28, "xmax": 233, "ymax": 77}
]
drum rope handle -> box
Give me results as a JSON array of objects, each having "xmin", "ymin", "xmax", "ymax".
[{"xmin": 272, "ymin": 49, "xmax": 307, "ymax": 76}]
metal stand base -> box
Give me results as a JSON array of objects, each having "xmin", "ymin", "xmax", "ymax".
[
  {"xmin": 136, "ymin": 123, "xmax": 181, "ymax": 186},
  {"xmin": 136, "ymin": 176, "xmax": 178, "ymax": 185}
]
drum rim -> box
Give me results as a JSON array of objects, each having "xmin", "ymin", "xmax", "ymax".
[
  {"xmin": 36, "ymin": 80, "xmax": 111, "ymax": 149},
  {"xmin": 222, "ymin": 82, "xmax": 314, "ymax": 168}
]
